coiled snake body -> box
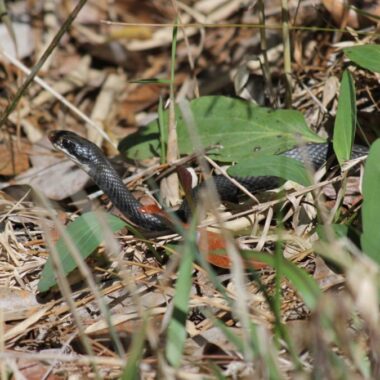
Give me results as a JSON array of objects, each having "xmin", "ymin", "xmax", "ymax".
[{"xmin": 49, "ymin": 130, "xmax": 368, "ymax": 233}]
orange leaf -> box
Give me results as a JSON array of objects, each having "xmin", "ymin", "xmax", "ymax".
[
  {"xmin": 139, "ymin": 204, "xmax": 163, "ymax": 215},
  {"xmin": 197, "ymin": 228, "xmax": 268, "ymax": 270},
  {"xmin": 0, "ymin": 139, "xmax": 30, "ymax": 176}
]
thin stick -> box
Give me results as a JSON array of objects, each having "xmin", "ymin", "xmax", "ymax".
[
  {"xmin": 257, "ymin": 0, "xmax": 275, "ymax": 105},
  {"xmin": 281, "ymin": 0, "xmax": 292, "ymax": 107},
  {"xmin": 161, "ymin": 23, "xmax": 180, "ymax": 206},
  {"xmin": 100, "ymin": 21, "xmax": 379, "ymax": 37}
]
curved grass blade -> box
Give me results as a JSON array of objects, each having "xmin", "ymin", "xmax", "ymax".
[
  {"xmin": 121, "ymin": 318, "xmax": 147, "ymax": 379},
  {"xmin": 240, "ymin": 251, "xmax": 321, "ymax": 310},
  {"xmin": 165, "ymin": 219, "xmax": 197, "ymax": 368},
  {"xmin": 38, "ymin": 212, "xmax": 126, "ymax": 292}
]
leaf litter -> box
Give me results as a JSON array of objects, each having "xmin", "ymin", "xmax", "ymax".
[{"xmin": 0, "ymin": 0, "xmax": 379, "ymax": 378}]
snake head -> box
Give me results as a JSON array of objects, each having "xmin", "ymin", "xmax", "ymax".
[{"xmin": 48, "ymin": 130, "xmax": 100, "ymax": 174}]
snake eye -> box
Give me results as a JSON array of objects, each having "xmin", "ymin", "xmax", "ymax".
[{"xmin": 49, "ymin": 130, "xmax": 98, "ymax": 171}]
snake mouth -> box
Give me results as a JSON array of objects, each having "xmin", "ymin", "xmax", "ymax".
[
  {"xmin": 48, "ymin": 130, "xmax": 79, "ymax": 151},
  {"xmin": 47, "ymin": 131, "xmax": 55, "ymax": 141},
  {"xmin": 48, "ymin": 131, "xmax": 73, "ymax": 156},
  {"xmin": 48, "ymin": 130, "xmax": 63, "ymax": 144}
]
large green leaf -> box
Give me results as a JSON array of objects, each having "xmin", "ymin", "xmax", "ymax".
[
  {"xmin": 119, "ymin": 96, "xmax": 325, "ymax": 162},
  {"xmin": 361, "ymin": 139, "xmax": 380, "ymax": 264},
  {"xmin": 227, "ymin": 155, "xmax": 312, "ymax": 186},
  {"xmin": 38, "ymin": 212, "xmax": 126, "ymax": 292},
  {"xmin": 333, "ymin": 70, "xmax": 356, "ymax": 166},
  {"xmin": 344, "ymin": 44, "xmax": 380, "ymax": 73}
]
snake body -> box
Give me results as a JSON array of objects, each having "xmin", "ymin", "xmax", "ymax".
[{"xmin": 49, "ymin": 130, "xmax": 368, "ymax": 233}]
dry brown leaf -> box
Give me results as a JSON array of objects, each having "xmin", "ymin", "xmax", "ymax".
[
  {"xmin": 0, "ymin": 22, "xmax": 34, "ymax": 59},
  {"xmin": 322, "ymin": 0, "xmax": 359, "ymax": 28},
  {"xmin": 313, "ymin": 256, "xmax": 344, "ymax": 291},
  {"xmin": 87, "ymin": 73, "xmax": 127, "ymax": 147},
  {"xmin": 84, "ymin": 308, "xmax": 166, "ymax": 335},
  {"xmin": 0, "ymin": 138, "xmax": 30, "ymax": 176},
  {"xmin": 346, "ymin": 261, "xmax": 379, "ymax": 329},
  {"xmin": 118, "ymin": 84, "xmax": 162, "ymax": 124},
  {"xmin": 323, "ymin": 176, "xmax": 363, "ymax": 207},
  {"xmin": 18, "ymin": 359, "xmax": 65, "ymax": 380},
  {"xmin": 86, "ymin": 314, "xmax": 163, "ymax": 337},
  {"xmin": 15, "ymin": 137, "xmax": 89, "ymax": 201},
  {"xmin": 322, "ymin": 76, "xmax": 339, "ymax": 109},
  {"xmin": 285, "ymin": 319, "xmax": 313, "ymax": 353},
  {"xmin": 0, "ymin": 288, "xmax": 41, "ymax": 321},
  {"xmin": 187, "ymin": 326, "xmax": 240, "ymax": 358}
]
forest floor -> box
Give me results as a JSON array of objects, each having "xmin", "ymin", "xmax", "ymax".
[{"xmin": 0, "ymin": 0, "xmax": 380, "ymax": 379}]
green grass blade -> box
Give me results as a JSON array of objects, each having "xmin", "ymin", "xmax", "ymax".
[
  {"xmin": 158, "ymin": 96, "xmax": 166, "ymax": 163},
  {"xmin": 333, "ymin": 70, "xmax": 356, "ymax": 165},
  {"xmin": 361, "ymin": 140, "xmax": 380, "ymax": 263},
  {"xmin": 273, "ymin": 240, "xmax": 283, "ymax": 341},
  {"xmin": 241, "ymin": 251, "xmax": 321, "ymax": 310},
  {"xmin": 165, "ymin": 222, "xmax": 196, "ymax": 367},
  {"xmin": 120, "ymin": 318, "xmax": 147, "ymax": 379},
  {"xmin": 129, "ymin": 78, "xmax": 171, "ymax": 84}
]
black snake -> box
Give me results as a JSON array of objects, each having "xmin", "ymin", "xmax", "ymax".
[{"xmin": 49, "ymin": 130, "xmax": 368, "ymax": 233}]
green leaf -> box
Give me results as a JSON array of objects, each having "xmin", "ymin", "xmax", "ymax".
[
  {"xmin": 344, "ymin": 44, "xmax": 380, "ymax": 73},
  {"xmin": 361, "ymin": 140, "xmax": 380, "ymax": 264},
  {"xmin": 128, "ymin": 78, "xmax": 171, "ymax": 84},
  {"xmin": 38, "ymin": 212, "xmax": 126, "ymax": 292},
  {"xmin": 333, "ymin": 70, "xmax": 356, "ymax": 166},
  {"xmin": 240, "ymin": 251, "xmax": 321, "ymax": 310},
  {"xmin": 165, "ymin": 221, "xmax": 196, "ymax": 367},
  {"xmin": 227, "ymin": 155, "xmax": 312, "ymax": 186},
  {"xmin": 119, "ymin": 96, "xmax": 325, "ymax": 162}
]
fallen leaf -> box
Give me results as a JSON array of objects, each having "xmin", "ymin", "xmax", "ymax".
[
  {"xmin": 198, "ymin": 229, "xmax": 268, "ymax": 270},
  {"xmin": 0, "ymin": 22, "xmax": 34, "ymax": 59},
  {"xmin": 313, "ymin": 256, "xmax": 344, "ymax": 291},
  {"xmin": 285, "ymin": 320, "xmax": 313, "ymax": 353},
  {"xmin": 15, "ymin": 136, "xmax": 89, "ymax": 200},
  {"xmin": 0, "ymin": 288, "xmax": 41, "ymax": 321},
  {"xmin": 322, "ymin": 76, "xmax": 339, "ymax": 108},
  {"xmin": 118, "ymin": 84, "xmax": 162, "ymax": 124},
  {"xmin": 0, "ymin": 138, "xmax": 30, "ymax": 176},
  {"xmin": 18, "ymin": 358, "xmax": 64, "ymax": 380},
  {"xmin": 322, "ymin": 0, "xmax": 359, "ymax": 28}
]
